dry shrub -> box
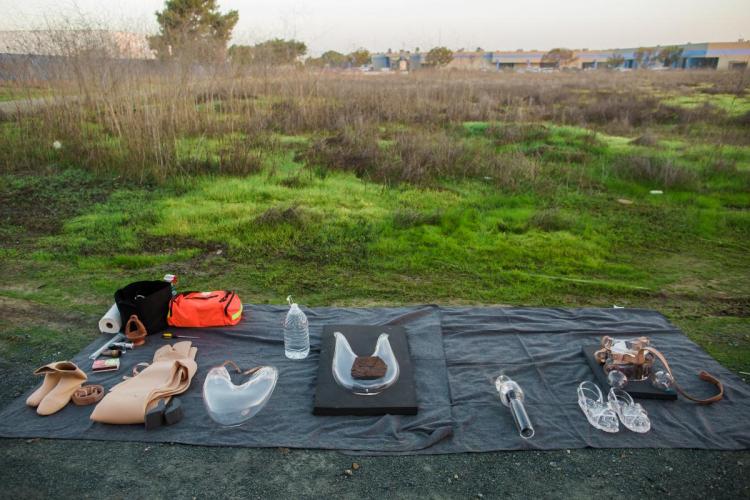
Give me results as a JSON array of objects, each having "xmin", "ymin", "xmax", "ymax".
[
  {"xmin": 298, "ymin": 126, "xmax": 383, "ymax": 179},
  {"xmin": 253, "ymin": 205, "xmax": 304, "ymax": 227},
  {"xmin": 612, "ymin": 155, "xmax": 698, "ymax": 189},
  {"xmin": 529, "ymin": 209, "xmax": 575, "ymax": 232},
  {"xmin": 630, "ymin": 131, "xmax": 660, "ymax": 147},
  {"xmin": 3, "ymin": 26, "xmax": 748, "ymax": 182},
  {"xmin": 392, "ymin": 208, "xmax": 442, "ymax": 229},
  {"xmin": 732, "ymin": 110, "xmax": 750, "ymax": 127},
  {"xmin": 484, "ymin": 123, "xmax": 550, "ymax": 145},
  {"xmin": 485, "ymin": 151, "xmax": 540, "ymax": 190}
]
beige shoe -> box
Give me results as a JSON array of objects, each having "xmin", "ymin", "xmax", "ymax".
[
  {"xmin": 35, "ymin": 362, "xmax": 87, "ymax": 416},
  {"xmin": 26, "ymin": 361, "xmax": 74, "ymax": 407}
]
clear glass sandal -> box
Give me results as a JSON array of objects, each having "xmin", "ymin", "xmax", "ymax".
[
  {"xmin": 577, "ymin": 381, "xmax": 620, "ymax": 433},
  {"xmin": 332, "ymin": 332, "xmax": 399, "ymax": 395},
  {"xmin": 202, "ymin": 361, "xmax": 278, "ymax": 426},
  {"xmin": 608, "ymin": 387, "xmax": 651, "ymax": 433}
]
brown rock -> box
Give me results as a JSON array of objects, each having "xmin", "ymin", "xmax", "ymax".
[{"xmin": 351, "ymin": 356, "xmax": 387, "ymax": 379}]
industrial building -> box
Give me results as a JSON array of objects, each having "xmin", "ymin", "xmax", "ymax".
[
  {"xmin": 0, "ymin": 30, "xmax": 155, "ymax": 81},
  {"xmin": 371, "ymin": 41, "xmax": 750, "ymax": 71}
]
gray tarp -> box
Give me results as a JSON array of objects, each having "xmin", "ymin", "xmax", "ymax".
[{"xmin": 0, "ymin": 305, "xmax": 748, "ymax": 453}]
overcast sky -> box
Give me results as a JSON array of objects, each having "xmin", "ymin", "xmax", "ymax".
[{"xmin": 1, "ymin": 0, "xmax": 748, "ymax": 55}]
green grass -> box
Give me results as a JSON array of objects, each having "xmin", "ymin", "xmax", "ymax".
[
  {"xmin": 0, "ymin": 85, "xmax": 51, "ymax": 102},
  {"xmin": 663, "ymin": 93, "xmax": 750, "ymax": 117},
  {"xmin": 1, "ymin": 98, "xmax": 749, "ymax": 373}
]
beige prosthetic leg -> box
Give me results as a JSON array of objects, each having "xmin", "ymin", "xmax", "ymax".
[{"xmin": 90, "ymin": 341, "xmax": 197, "ymax": 425}]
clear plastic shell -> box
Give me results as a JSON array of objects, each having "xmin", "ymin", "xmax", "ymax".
[
  {"xmin": 202, "ymin": 362, "xmax": 278, "ymax": 426},
  {"xmin": 577, "ymin": 381, "xmax": 620, "ymax": 433},
  {"xmin": 608, "ymin": 387, "xmax": 651, "ymax": 433},
  {"xmin": 332, "ymin": 332, "xmax": 399, "ymax": 395}
]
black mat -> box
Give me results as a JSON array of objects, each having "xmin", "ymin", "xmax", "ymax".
[
  {"xmin": 313, "ymin": 325, "xmax": 418, "ymax": 416},
  {"xmin": 0, "ymin": 305, "xmax": 748, "ymax": 453}
]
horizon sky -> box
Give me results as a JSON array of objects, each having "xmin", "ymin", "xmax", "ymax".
[{"xmin": 0, "ymin": 0, "xmax": 748, "ymax": 56}]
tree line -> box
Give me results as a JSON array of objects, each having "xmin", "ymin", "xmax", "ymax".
[{"xmin": 148, "ymin": 1, "xmax": 684, "ymax": 69}]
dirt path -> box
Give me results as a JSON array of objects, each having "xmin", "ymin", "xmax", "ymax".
[{"xmin": 0, "ymin": 438, "xmax": 747, "ymax": 498}]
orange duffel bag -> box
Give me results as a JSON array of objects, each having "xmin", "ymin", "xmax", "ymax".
[{"xmin": 167, "ymin": 290, "xmax": 243, "ymax": 328}]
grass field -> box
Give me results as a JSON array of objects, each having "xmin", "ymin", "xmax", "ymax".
[{"xmin": 0, "ymin": 65, "xmax": 749, "ymax": 377}]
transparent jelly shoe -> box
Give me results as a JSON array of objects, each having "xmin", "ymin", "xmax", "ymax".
[
  {"xmin": 332, "ymin": 332, "xmax": 399, "ymax": 395},
  {"xmin": 608, "ymin": 387, "xmax": 651, "ymax": 433},
  {"xmin": 577, "ymin": 381, "xmax": 620, "ymax": 433},
  {"xmin": 202, "ymin": 361, "xmax": 278, "ymax": 426}
]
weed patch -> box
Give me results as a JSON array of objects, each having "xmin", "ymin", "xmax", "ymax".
[{"xmin": 611, "ymin": 154, "xmax": 698, "ymax": 189}]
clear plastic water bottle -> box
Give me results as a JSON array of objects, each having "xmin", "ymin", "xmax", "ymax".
[{"xmin": 283, "ymin": 295, "xmax": 310, "ymax": 359}]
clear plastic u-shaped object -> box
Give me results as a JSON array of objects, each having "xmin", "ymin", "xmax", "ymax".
[
  {"xmin": 577, "ymin": 381, "xmax": 619, "ymax": 433},
  {"xmin": 203, "ymin": 361, "xmax": 278, "ymax": 426},
  {"xmin": 608, "ymin": 387, "xmax": 651, "ymax": 433},
  {"xmin": 332, "ymin": 332, "xmax": 399, "ymax": 395}
]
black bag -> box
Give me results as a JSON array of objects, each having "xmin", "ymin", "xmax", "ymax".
[{"xmin": 114, "ymin": 281, "xmax": 172, "ymax": 335}]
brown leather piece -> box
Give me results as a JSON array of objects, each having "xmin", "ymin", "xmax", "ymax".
[
  {"xmin": 351, "ymin": 356, "xmax": 387, "ymax": 379},
  {"xmin": 642, "ymin": 346, "xmax": 723, "ymax": 405},
  {"xmin": 125, "ymin": 315, "xmax": 148, "ymax": 347},
  {"xmin": 72, "ymin": 385, "xmax": 105, "ymax": 406},
  {"xmin": 596, "ymin": 336, "xmax": 723, "ymax": 405}
]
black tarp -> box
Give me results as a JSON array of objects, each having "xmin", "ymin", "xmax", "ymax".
[{"xmin": 0, "ymin": 305, "xmax": 748, "ymax": 453}]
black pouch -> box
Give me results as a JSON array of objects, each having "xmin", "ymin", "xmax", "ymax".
[{"xmin": 114, "ymin": 280, "xmax": 172, "ymax": 335}]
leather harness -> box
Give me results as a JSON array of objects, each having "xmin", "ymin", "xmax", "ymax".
[{"xmin": 595, "ymin": 336, "xmax": 723, "ymax": 405}]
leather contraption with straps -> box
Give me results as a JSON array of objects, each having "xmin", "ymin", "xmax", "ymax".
[
  {"xmin": 167, "ymin": 290, "xmax": 243, "ymax": 328},
  {"xmin": 594, "ymin": 336, "xmax": 723, "ymax": 405}
]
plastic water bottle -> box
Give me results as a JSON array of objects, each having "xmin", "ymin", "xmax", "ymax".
[{"xmin": 283, "ymin": 296, "xmax": 310, "ymax": 359}]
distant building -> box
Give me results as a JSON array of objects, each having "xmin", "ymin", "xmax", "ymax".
[
  {"xmin": 0, "ymin": 30, "xmax": 155, "ymax": 81},
  {"xmin": 371, "ymin": 40, "xmax": 750, "ymax": 71},
  {"xmin": 370, "ymin": 51, "xmax": 423, "ymax": 71},
  {"xmin": 446, "ymin": 51, "xmax": 493, "ymax": 70},
  {"xmin": 0, "ymin": 30, "xmax": 155, "ymax": 59}
]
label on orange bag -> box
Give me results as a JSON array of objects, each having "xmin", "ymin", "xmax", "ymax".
[{"xmin": 167, "ymin": 290, "xmax": 243, "ymax": 328}]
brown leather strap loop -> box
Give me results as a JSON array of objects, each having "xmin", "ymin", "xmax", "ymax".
[
  {"xmin": 72, "ymin": 385, "xmax": 105, "ymax": 406},
  {"xmin": 221, "ymin": 360, "xmax": 261, "ymax": 377},
  {"xmin": 131, "ymin": 362, "xmax": 150, "ymax": 377},
  {"xmin": 643, "ymin": 346, "xmax": 723, "ymax": 405}
]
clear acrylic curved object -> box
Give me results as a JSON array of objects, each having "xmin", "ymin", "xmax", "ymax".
[
  {"xmin": 608, "ymin": 387, "xmax": 651, "ymax": 433},
  {"xmin": 203, "ymin": 362, "xmax": 278, "ymax": 427},
  {"xmin": 332, "ymin": 332, "xmax": 399, "ymax": 395},
  {"xmin": 577, "ymin": 381, "xmax": 619, "ymax": 433}
]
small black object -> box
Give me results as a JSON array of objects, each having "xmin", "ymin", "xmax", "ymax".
[
  {"xmin": 144, "ymin": 399, "xmax": 167, "ymax": 430},
  {"xmin": 313, "ymin": 325, "xmax": 417, "ymax": 416},
  {"xmin": 115, "ymin": 280, "xmax": 172, "ymax": 335},
  {"xmin": 582, "ymin": 345, "xmax": 677, "ymax": 400},
  {"xmin": 164, "ymin": 398, "xmax": 183, "ymax": 426}
]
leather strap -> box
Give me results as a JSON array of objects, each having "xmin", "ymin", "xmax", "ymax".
[
  {"xmin": 596, "ymin": 337, "xmax": 723, "ymax": 404},
  {"xmin": 72, "ymin": 384, "xmax": 105, "ymax": 405},
  {"xmin": 222, "ymin": 360, "xmax": 261, "ymax": 377},
  {"xmin": 642, "ymin": 346, "xmax": 724, "ymax": 405}
]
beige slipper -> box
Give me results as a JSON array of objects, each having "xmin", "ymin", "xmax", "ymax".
[{"xmin": 36, "ymin": 362, "xmax": 87, "ymax": 416}]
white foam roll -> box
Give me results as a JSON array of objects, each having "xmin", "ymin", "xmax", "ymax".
[{"xmin": 99, "ymin": 303, "xmax": 122, "ymax": 334}]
